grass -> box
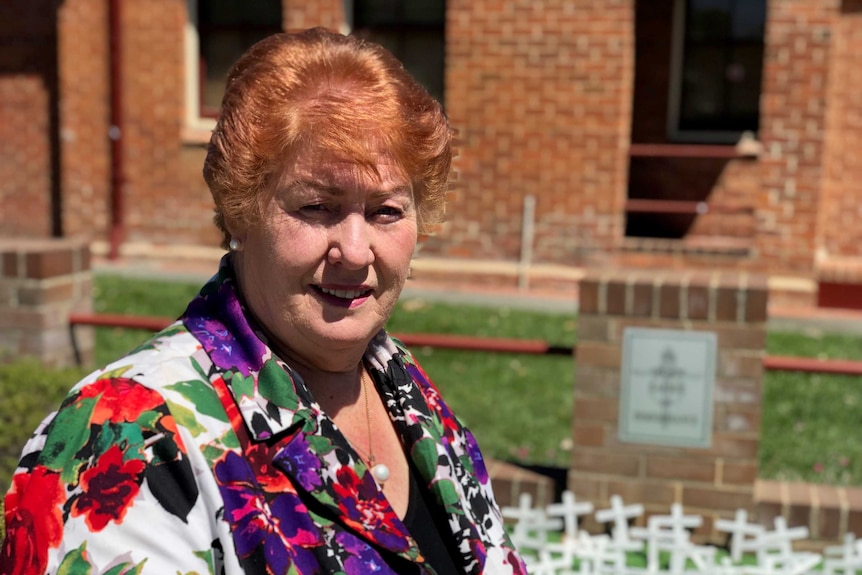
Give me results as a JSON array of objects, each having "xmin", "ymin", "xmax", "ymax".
[{"xmin": 3, "ymin": 273, "xmax": 862, "ymax": 540}]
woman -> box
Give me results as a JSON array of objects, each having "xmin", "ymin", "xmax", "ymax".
[{"xmin": 0, "ymin": 28, "xmax": 526, "ymax": 575}]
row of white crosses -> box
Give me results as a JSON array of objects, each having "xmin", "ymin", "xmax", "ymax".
[{"xmin": 502, "ymin": 491, "xmax": 862, "ymax": 574}]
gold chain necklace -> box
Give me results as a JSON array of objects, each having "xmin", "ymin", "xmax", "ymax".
[{"xmin": 360, "ymin": 369, "xmax": 390, "ymax": 486}]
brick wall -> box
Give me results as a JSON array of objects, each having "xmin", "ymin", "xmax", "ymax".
[
  {"xmin": 119, "ymin": 0, "xmax": 218, "ymax": 247},
  {"xmin": 626, "ymin": 0, "xmax": 761, "ymax": 254},
  {"xmin": 571, "ymin": 269, "xmax": 767, "ymax": 542},
  {"xmin": 0, "ymin": 239, "xmax": 93, "ymax": 367},
  {"xmin": 285, "ymin": 0, "xmax": 345, "ymax": 32},
  {"xmin": 4, "ymin": 0, "xmax": 862, "ymax": 286},
  {"xmin": 422, "ymin": 0, "xmax": 634, "ymax": 266},
  {"xmin": 817, "ymin": 1, "xmax": 862, "ymax": 279},
  {"xmin": 757, "ymin": 0, "xmax": 836, "ymax": 273},
  {"xmin": 58, "ymin": 0, "xmax": 111, "ymax": 239},
  {"xmin": 0, "ymin": 1, "xmax": 58, "ymax": 237}
]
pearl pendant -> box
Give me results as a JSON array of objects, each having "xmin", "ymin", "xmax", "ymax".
[{"xmin": 371, "ymin": 463, "xmax": 390, "ymax": 483}]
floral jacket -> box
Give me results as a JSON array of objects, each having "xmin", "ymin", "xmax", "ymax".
[{"xmin": 0, "ymin": 261, "xmax": 526, "ymax": 575}]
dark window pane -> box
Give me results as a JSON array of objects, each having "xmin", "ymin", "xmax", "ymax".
[
  {"xmin": 200, "ymin": 0, "xmax": 281, "ymax": 27},
  {"xmin": 678, "ymin": 0, "xmax": 765, "ymax": 134},
  {"xmin": 732, "ymin": 1, "xmax": 766, "ymax": 39},
  {"xmin": 399, "ymin": 33, "xmax": 445, "ymax": 102},
  {"xmin": 726, "ymin": 45, "xmax": 763, "ymax": 118},
  {"xmin": 687, "ymin": 0, "xmax": 730, "ymax": 43},
  {"xmin": 198, "ymin": 0, "xmax": 282, "ymax": 116},
  {"xmin": 404, "ymin": 0, "xmax": 445, "ymax": 24},
  {"xmin": 353, "ymin": 0, "xmax": 446, "ymax": 104},
  {"xmin": 680, "ymin": 47, "xmax": 726, "ymax": 126}
]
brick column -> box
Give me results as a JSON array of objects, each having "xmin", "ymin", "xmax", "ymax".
[
  {"xmin": 0, "ymin": 239, "xmax": 93, "ymax": 367},
  {"xmin": 571, "ymin": 269, "xmax": 768, "ymax": 542}
]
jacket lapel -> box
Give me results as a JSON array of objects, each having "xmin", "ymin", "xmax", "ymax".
[{"xmin": 182, "ymin": 262, "xmax": 421, "ymax": 561}]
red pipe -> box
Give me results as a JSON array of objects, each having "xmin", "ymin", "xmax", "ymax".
[
  {"xmin": 762, "ymin": 355, "xmax": 862, "ymax": 376},
  {"xmin": 68, "ymin": 312, "xmax": 862, "ymax": 376},
  {"xmin": 70, "ymin": 312, "xmax": 170, "ymax": 332},
  {"xmin": 108, "ymin": 0, "xmax": 125, "ymax": 260}
]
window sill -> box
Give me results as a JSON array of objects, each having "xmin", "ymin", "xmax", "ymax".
[
  {"xmin": 629, "ymin": 141, "xmax": 762, "ymax": 160},
  {"xmin": 620, "ymin": 236, "xmax": 753, "ymax": 257},
  {"xmin": 181, "ymin": 122, "xmax": 215, "ymax": 147}
]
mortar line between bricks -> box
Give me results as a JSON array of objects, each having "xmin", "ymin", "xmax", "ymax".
[
  {"xmin": 809, "ymin": 484, "xmax": 819, "ymax": 538},
  {"xmin": 625, "ymin": 273, "xmax": 635, "ymax": 316},
  {"xmin": 837, "ymin": 486, "xmax": 849, "ymax": 538},
  {"xmin": 598, "ymin": 276, "xmax": 607, "ymax": 315},
  {"xmin": 708, "ymin": 273, "xmax": 719, "ymax": 323},
  {"xmin": 679, "ymin": 273, "xmax": 690, "ymax": 321},
  {"xmin": 651, "ymin": 274, "xmax": 663, "ymax": 320}
]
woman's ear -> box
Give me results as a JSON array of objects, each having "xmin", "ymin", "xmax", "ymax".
[{"xmin": 223, "ymin": 216, "xmax": 248, "ymax": 252}]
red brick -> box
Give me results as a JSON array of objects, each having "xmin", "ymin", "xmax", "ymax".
[
  {"xmin": 579, "ymin": 282, "xmax": 600, "ymax": 314},
  {"xmin": 645, "ymin": 456, "xmax": 714, "ymax": 483},
  {"xmin": 658, "ymin": 283, "xmax": 680, "ymax": 319},
  {"xmin": 26, "ymin": 248, "xmax": 75, "ymax": 279},
  {"xmin": 814, "ymin": 484, "xmax": 844, "ymax": 540},
  {"xmin": 683, "ymin": 486, "xmax": 754, "ymax": 513},
  {"xmin": 630, "ymin": 280, "xmax": 653, "ymax": 317},
  {"xmin": 573, "ymin": 395, "xmax": 619, "ymax": 423},
  {"xmin": 575, "ymin": 341, "xmax": 621, "ymax": 369},
  {"xmin": 605, "ymin": 479, "xmax": 676, "ymax": 508},
  {"xmin": 17, "ymin": 280, "xmax": 76, "ymax": 306},
  {"xmin": 572, "ymin": 422, "xmax": 607, "ymax": 448},
  {"xmin": 1, "ymin": 253, "xmax": 19, "ymax": 278},
  {"xmin": 721, "ymin": 460, "xmax": 758, "ymax": 486},
  {"xmin": 606, "ymin": 279, "xmax": 626, "ymax": 316},
  {"xmin": 572, "ymin": 450, "xmax": 640, "ymax": 477}
]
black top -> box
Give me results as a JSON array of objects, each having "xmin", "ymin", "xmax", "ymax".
[{"xmin": 403, "ymin": 462, "xmax": 464, "ymax": 574}]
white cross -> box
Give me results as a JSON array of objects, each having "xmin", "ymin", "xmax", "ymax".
[
  {"xmin": 595, "ymin": 494, "xmax": 644, "ymax": 546},
  {"xmin": 754, "ymin": 516, "xmax": 809, "ymax": 565},
  {"xmin": 631, "ymin": 504, "xmax": 701, "ymax": 574},
  {"xmin": 823, "ymin": 533, "xmax": 862, "ymax": 575},
  {"xmin": 715, "ymin": 508, "xmax": 765, "ymax": 563},
  {"xmin": 502, "ymin": 492, "xmax": 562, "ymax": 552},
  {"xmin": 547, "ymin": 490, "xmax": 594, "ymax": 539}
]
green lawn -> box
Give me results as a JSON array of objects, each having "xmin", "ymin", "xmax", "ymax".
[{"xmin": 3, "ymin": 273, "xmax": 862, "ymax": 540}]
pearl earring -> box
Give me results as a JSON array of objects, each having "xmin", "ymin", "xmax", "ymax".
[{"xmin": 228, "ymin": 238, "xmax": 242, "ymax": 252}]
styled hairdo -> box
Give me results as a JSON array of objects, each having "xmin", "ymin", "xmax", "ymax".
[{"xmin": 203, "ymin": 27, "xmax": 452, "ymax": 248}]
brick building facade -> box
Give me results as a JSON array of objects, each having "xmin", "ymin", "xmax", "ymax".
[{"xmin": 3, "ymin": 0, "xmax": 862, "ymax": 304}]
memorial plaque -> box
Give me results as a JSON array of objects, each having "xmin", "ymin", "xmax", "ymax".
[{"xmin": 618, "ymin": 327, "xmax": 716, "ymax": 448}]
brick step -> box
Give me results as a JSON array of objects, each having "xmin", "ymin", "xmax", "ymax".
[{"xmin": 755, "ymin": 479, "xmax": 862, "ymax": 547}]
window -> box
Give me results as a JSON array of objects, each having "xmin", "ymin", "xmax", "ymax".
[
  {"xmin": 668, "ymin": 0, "xmax": 766, "ymax": 143},
  {"xmin": 350, "ymin": 0, "xmax": 446, "ymax": 104},
  {"xmin": 185, "ymin": 0, "xmax": 282, "ymax": 129}
]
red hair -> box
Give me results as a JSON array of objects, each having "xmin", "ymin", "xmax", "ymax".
[{"xmin": 204, "ymin": 27, "xmax": 452, "ymax": 247}]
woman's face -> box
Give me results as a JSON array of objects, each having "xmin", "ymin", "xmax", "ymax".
[{"xmin": 231, "ymin": 145, "xmax": 418, "ymax": 373}]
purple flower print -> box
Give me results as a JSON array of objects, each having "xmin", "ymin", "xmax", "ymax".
[
  {"xmin": 336, "ymin": 531, "xmax": 397, "ymax": 574},
  {"xmin": 464, "ymin": 431, "xmax": 488, "ymax": 484},
  {"xmin": 183, "ymin": 281, "xmax": 266, "ymax": 376},
  {"xmin": 273, "ymin": 435, "xmax": 324, "ymax": 491},
  {"xmin": 215, "ymin": 451, "xmax": 320, "ymax": 574}
]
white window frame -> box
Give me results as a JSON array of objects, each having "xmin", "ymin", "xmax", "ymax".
[
  {"xmin": 184, "ymin": 0, "xmax": 216, "ymax": 135},
  {"xmin": 666, "ymin": 0, "xmax": 761, "ymax": 144}
]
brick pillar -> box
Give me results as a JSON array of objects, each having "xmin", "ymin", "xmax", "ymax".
[
  {"xmin": 571, "ymin": 269, "xmax": 768, "ymax": 542},
  {"xmin": 0, "ymin": 239, "xmax": 93, "ymax": 367}
]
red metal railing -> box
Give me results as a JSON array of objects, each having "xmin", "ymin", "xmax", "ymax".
[{"xmin": 68, "ymin": 313, "xmax": 862, "ymax": 376}]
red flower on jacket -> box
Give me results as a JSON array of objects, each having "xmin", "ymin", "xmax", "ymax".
[
  {"xmin": 0, "ymin": 467, "xmax": 66, "ymax": 575},
  {"xmin": 70, "ymin": 445, "xmax": 146, "ymax": 531},
  {"xmin": 80, "ymin": 377, "xmax": 164, "ymax": 424}
]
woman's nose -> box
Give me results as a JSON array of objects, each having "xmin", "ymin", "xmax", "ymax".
[{"xmin": 327, "ymin": 213, "xmax": 374, "ymax": 269}]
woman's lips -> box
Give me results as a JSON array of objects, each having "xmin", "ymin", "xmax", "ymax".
[{"xmin": 312, "ymin": 285, "xmax": 373, "ymax": 308}]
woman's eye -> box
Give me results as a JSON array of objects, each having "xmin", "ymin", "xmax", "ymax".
[
  {"xmin": 298, "ymin": 203, "xmax": 328, "ymax": 214},
  {"xmin": 371, "ymin": 206, "xmax": 404, "ymax": 220}
]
